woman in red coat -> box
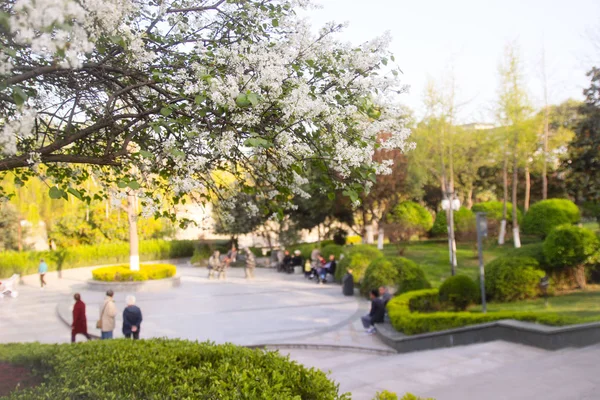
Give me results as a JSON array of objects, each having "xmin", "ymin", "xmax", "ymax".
[{"xmin": 72, "ymin": 293, "xmax": 91, "ymax": 342}]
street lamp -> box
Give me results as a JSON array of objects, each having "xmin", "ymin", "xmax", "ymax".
[
  {"xmin": 476, "ymin": 212, "xmax": 488, "ymax": 313},
  {"xmin": 441, "ymin": 193, "xmax": 460, "ymax": 275}
]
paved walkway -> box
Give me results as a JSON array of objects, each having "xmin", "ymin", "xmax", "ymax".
[{"xmin": 2, "ymin": 262, "xmax": 600, "ymax": 399}]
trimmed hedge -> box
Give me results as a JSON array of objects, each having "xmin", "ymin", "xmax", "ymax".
[
  {"xmin": 0, "ymin": 240, "xmax": 195, "ymax": 279},
  {"xmin": 335, "ymin": 244, "xmax": 383, "ymax": 283},
  {"xmin": 505, "ymin": 243, "xmax": 548, "ymax": 269},
  {"xmin": 431, "ymin": 207, "xmax": 476, "ymax": 239},
  {"xmin": 387, "ymin": 289, "xmax": 587, "ymax": 335},
  {"xmin": 438, "ymin": 275, "xmax": 478, "ymax": 311},
  {"xmin": 0, "ymin": 339, "xmax": 348, "ymax": 399},
  {"xmin": 485, "ymin": 256, "xmax": 545, "ymax": 302},
  {"xmin": 361, "ymin": 256, "xmax": 431, "ymax": 297},
  {"xmin": 92, "ymin": 263, "xmax": 177, "ymax": 281},
  {"xmin": 522, "ymin": 199, "xmax": 581, "ymax": 237},
  {"xmin": 543, "ymin": 225, "xmax": 600, "ymax": 270},
  {"xmin": 373, "ymin": 392, "xmax": 434, "ymax": 400},
  {"xmin": 321, "ymin": 244, "xmax": 344, "ymax": 260},
  {"xmin": 471, "ymin": 201, "xmax": 522, "ymax": 223}
]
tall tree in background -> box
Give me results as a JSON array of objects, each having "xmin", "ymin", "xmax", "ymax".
[
  {"xmin": 564, "ymin": 67, "xmax": 600, "ymax": 221},
  {"xmin": 497, "ymin": 44, "xmax": 533, "ymax": 248}
]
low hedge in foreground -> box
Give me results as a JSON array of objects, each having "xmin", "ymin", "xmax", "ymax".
[
  {"xmin": 0, "ymin": 339, "xmax": 348, "ymax": 399},
  {"xmin": 0, "ymin": 239, "xmax": 195, "ymax": 279},
  {"xmin": 92, "ymin": 263, "xmax": 177, "ymax": 281},
  {"xmin": 387, "ymin": 289, "xmax": 587, "ymax": 335}
]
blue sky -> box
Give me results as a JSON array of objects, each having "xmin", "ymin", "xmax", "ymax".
[{"xmin": 304, "ymin": 0, "xmax": 600, "ymax": 122}]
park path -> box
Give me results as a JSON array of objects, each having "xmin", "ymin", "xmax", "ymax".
[{"xmin": 2, "ymin": 262, "xmax": 600, "ymax": 399}]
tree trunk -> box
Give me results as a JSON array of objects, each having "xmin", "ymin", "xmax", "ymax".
[
  {"xmin": 127, "ymin": 193, "xmax": 140, "ymax": 271},
  {"xmin": 499, "ymin": 156, "xmax": 508, "ymax": 245},
  {"xmin": 542, "ymin": 50, "xmax": 549, "ymax": 200},
  {"xmin": 524, "ymin": 164, "xmax": 531, "ymax": 212},
  {"xmin": 377, "ymin": 224, "xmax": 384, "ymax": 250},
  {"xmin": 511, "ymin": 152, "xmax": 521, "ymax": 248},
  {"xmin": 466, "ymin": 187, "xmax": 473, "ymax": 209},
  {"xmin": 365, "ymin": 223, "xmax": 374, "ymax": 244},
  {"xmin": 574, "ymin": 265, "xmax": 587, "ymax": 289},
  {"xmin": 17, "ymin": 220, "xmax": 23, "ymax": 252}
]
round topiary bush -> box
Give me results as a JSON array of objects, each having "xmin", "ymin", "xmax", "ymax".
[
  {"xmin": 320, "ymin": 244, "xmax": 344, "ymax": 260},
  {"xmin": 522, "ymin": 199, "xmax": 581, "ymax": 237},
  {"xmin": 385, "ymin": 201, "xmax": 433, "ymax": 242},
  {"xmin": 438, "ymin": 275, "xmax": 479, "ymax": 311},
  {"xmin": 335, "ymin": 244, "xmax": 383, "ymax": 283},
  {"xmin": 484, "ymin": 256, "xmax": 545, "ymax": 302},
  {"xmin": 543, "ymin": 225, "xmax": 600, "ymax": 288},
  {"xmin": 92, "ymin": 263, "xmax": 176, "ymax": 281},
  {"xmin": 430, "ymin": 207, "xmax": 476, "ymax": 240},
  {"xmin": 0, "ymin": 339, "xmax": 346, "ymax": 399},
  {"xmin": 361, "ymin": 257, "xmax": 431, "ymax": 296}
]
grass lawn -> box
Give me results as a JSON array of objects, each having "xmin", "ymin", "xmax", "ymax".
[
  {"xmin": 382, "ymin": 240, "xmax": 509, "ymax": 287},
  {"xmin": 470, "ymin": 286, "xmax": 600, "ymax": 322}
]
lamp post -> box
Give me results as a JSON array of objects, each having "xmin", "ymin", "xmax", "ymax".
[
  {"xmin": 476, "ymin": 212, "xmax": 488, "ymax": 313},
  {"xmin": 441, "ymin": 193, "xmax": 460, "ymax": 275}
]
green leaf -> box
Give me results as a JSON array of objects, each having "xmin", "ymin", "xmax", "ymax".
[
  {"xmin": 12, "ymin": 87, "xmax": 28, "ymax": 106},
  {"xmin": 139, "ymin": 150, "xmax": 153, "ymax": 159},
  {"xmin": 235, "ymin": 93, "xmax": 251, "ymax": 108},
  {"xmin": 244, "ymin": 137, "xmax": 271, "ymax": 148},
  {"xmin": 327, "ymin": 192, "xmax": 335, "ymax": 201},
  {"xmin": 67, "ymin": 187, "xmax": 83, "ymax": 200},
  {"xmin": 13, "ymin": 177, "xmax": 24, "ymax": 187},
  {"xmin": 194, "ymin": 95, "xmax": 206, "ymax": 105},
  {"xmin": 160, "ymin": 107, "xmax": 173, "ymax": 116},
  {"xmin": 117, "ymin": 180, "xmax": 128, "ymax": 189},
  {"xmin": 247, "ymin": 92, "xmax": 259, "ymax": 106},
  {"xmin": 381, "ymin": 58, "xmax": 388, "ymax": 66},
  {"xmin": 272, "ymin": 18, "xmax": 279, "ymax": 27},
  {"xmin": 128, "ymin": 181, "xmax": 141, "ymax": 190},
  {"xmin": 49, "ymin": 186, "xmax": 64, "ymax": 200}
]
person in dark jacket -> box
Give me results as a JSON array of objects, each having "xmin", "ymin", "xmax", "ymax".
[
  {"xmin": 282, "ymin": 250, "xmax": 293, "ymax": 273},
  {"xmin": 342, "ymin": 269, "xmax": 354, "ymax": 296},
  {"xmin": 122, "ymin": 295, "xmax": 143, "ymax": 340},
  {"xmin": 290, "ymin": 250, "xmax": 303, "ymax": 274},
  {"xmin": 361, "ymin": 289, "xmax": 385, "ymax": 334},
  {"xmin": 71, "ymin": 293, "xmax": 91, "ymax": 342}
]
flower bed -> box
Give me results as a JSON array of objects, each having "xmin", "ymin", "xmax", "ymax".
[
  {"xmin": 91, "ymin": 263, "xmax": 176, "ymax": 282},
  {"xmin": 387, "ymin": 289, "xmax": 587, "ymax": 335}
]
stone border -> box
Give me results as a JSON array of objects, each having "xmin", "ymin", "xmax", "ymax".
[
  {"xmin": 248, "ymin": 343, "xmax": 396, "ymax": 355},
  {"xmin": 86, "ymin": 275, "xmax": 181, "ymax": 292},
  {"xmin": 375, "ymin": 319, "xmax": 600, "ymax": 353}
]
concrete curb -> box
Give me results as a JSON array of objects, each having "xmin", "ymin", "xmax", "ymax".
[
  {"xmin": 247, "ymin": 343, "xmax": 397, "ymax": 355},
  {"xmin": 376, "ymin": 319, "xmax": 600, "ymax": 353},
  {"xmin": 85, "ymin": 275, "xmax": 181, "ymax": 292}
]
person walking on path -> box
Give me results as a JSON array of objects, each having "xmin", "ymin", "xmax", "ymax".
[
  {"xmin": 244, "ymin": 248, "xmax": 256, "ymax": 279},
  {"xmin": 361, "ymin": 289, "xmax": 385, "ymax": 334},
  {"xmin": 98, "ymin": 289, "xmax": 117, "ymax": 339},
  {"xmin": 225, "ymin": 245, "xmax": 237, "ymax": 268},
  {"xmin": 71, "ymin": 293, "xmax": 91, "ymax": 343},
  {"xmin": 122, "ymin": 295, "xmax": 143, "ymax": 340},
  {"xmin": 207, "ymin": 250, "xmax": 221, "ymax": 279},
  {"xmin": 38, "ymin": 259, "xmax": 48, "ymax": 288}
]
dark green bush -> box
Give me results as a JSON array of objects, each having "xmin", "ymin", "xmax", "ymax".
[
  {"xmin": 485, "ymin": 257, "xmax": 545, "ymax": 302},
  {"xmin": 335, "ymin": 245, "xmax": 383, "ymax": 283},
  {"xmin": 0, "ymin": 339, "xmax": 348, "ymax": 399},
  {"xmin": 438, "ymin": 275, "xmax": 478, "ymax": 311},
  {"xmin": 543, "ymin": 225, "xmax": 600, "ymax": 288},
  {"xmin": 471, "ymin": 201, "xmax": 522, "ymax": 223},
  {"xmin": 386, "ymin": 201, "xmax": 433, "ymax": 242},
  {"xmin": 387, "ymin": 289, "xmax": 588, "ymax": 335},
  {"xmin": 522, "ymin": 199, "xmax": 581, "ymax": 237},
  {"xmin": 0, "ymin": 240, "xmax": 195, "ymax": 279},
  {"xmin": 333, "ymin": 228, "xmax": 348, "ymax": 245},
  {"xmin": 361, "ymin": 257, "xmax": 431, "ymax": 296},
  {"xmin": 505, "ymin": 243, "xmax": 548, "ymax": 269},
  {"xmin": 431, "ymin": 207, "xmax": 476, "ymax": 240}
]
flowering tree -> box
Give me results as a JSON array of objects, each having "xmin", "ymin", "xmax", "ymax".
[{"xmin": 1, "ymin": 0, "xmax": 410, "ymax": 265}]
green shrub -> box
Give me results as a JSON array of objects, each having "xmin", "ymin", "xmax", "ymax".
[
  {"xmin": 386, "ymin": 201, "xmax": 433, "ymax": 242},
  {"xmin": 387, "ymin": 289, "xmax": 587, "ymax": 335},
  {"xmin": 333, "ymin": 228, "xmax": 348, "ymax": 245},
  {"xmin": 543, "ymin": 225, "xmax": 600, "ymax": 288},
  {"xmin": 0, "ymin": 339, "xmax": 347, "ymax": 399},
  {"xmin": 485, "ymin": 256, "xmax": 545, "ymax": 302},
  {"xmin": 438, "ymin": 275, "xmax": 478, "ymax": 311},
  {"xmin": 522, "ymin": 199, "xmax": 581, "ymax": 237},
  {"xmin": 0, "ymin": 240, "xmax": 194, "ymax": 279},
  {"xmin": 321, "ymin": 244, "xmax": 344, "ymax": 260},
  {"xmin": 335, "ymin": 245, "xmax": 383, "ymax": 283},
  {"xmin": 92, "ymin": 263, "xmax": 176, "ymax": 281},
  {"xmin": 505, "ymin": 243, "xmax": 548, "ymax": 269},
  {"xmin": 431, "ymin": 208, "xmax": 476, "ymax": 239},
  {"xmin": 472, "ymin": 201, "xmax": 522, "ymax": 223},
  {"xmin": 361, "ymin": 257, "xmax": 431, "ymax": 296},
  {"xmin": 372, "ymin": 393, "xmax": 434, "ymax": 400}
]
